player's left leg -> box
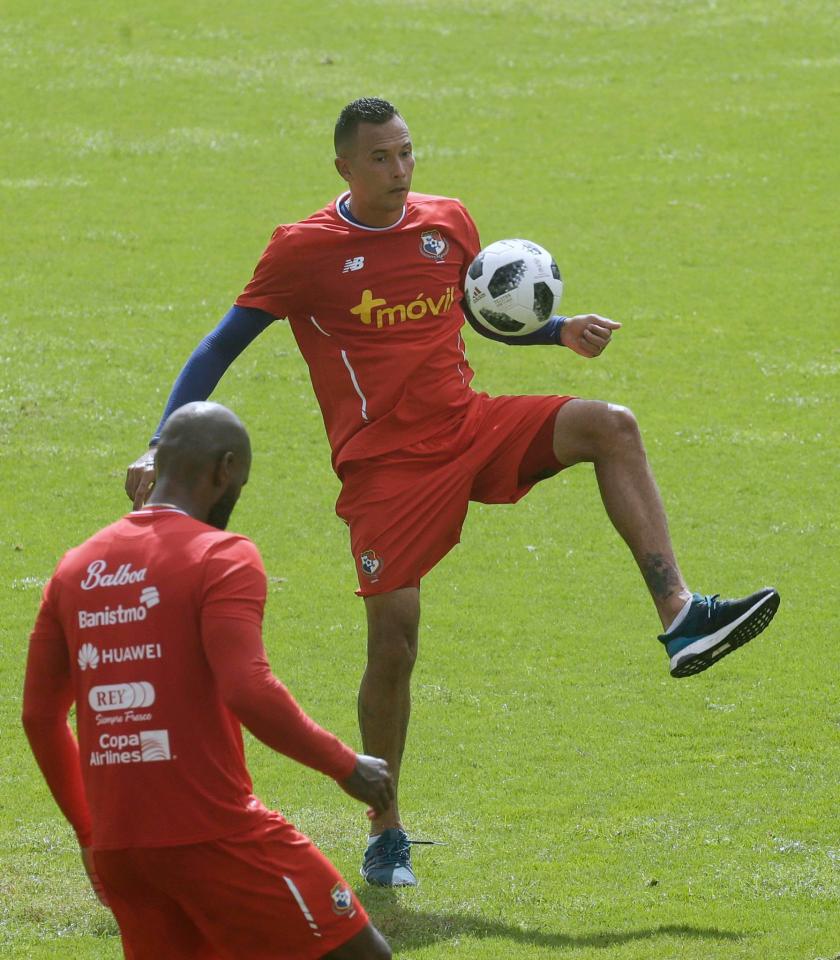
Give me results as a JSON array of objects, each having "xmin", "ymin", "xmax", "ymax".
[
  {"xmin": 338, "ymin": 447, "xmax": 478, "ymax": 886},
  {"xmin": 549, "ymin": 399, "xmax": 780, "ymax": 675},
  {"xmin": 550, "ymin": 399, "xmax": 691, "ymax": 626}
]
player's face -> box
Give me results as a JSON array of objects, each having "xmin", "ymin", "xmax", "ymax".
[{"xmin": 335, "ymin": 116, "xmax": 415, "ymax": 227}]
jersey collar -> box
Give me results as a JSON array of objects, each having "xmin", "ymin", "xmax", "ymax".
[
  {"xmin": 335, "ymin": 191, "xmax": 407, "ymax": 232},
  {"xmin": 129, "ymin": 504, "xmax": 189, "ymax": 518}
]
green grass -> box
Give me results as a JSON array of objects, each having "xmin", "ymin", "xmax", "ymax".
[{"xmin": 2, "ymin": 0, "xmax": 839, "ymax": 957}]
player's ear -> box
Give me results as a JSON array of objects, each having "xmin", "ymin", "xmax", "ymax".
[
  {"xmin": 213, "ymin": 451, "xmax": 235, "ymax": 487},
  {"xmin": 335, "ymin": 156, "xmax": 352, "ymax": 183}
]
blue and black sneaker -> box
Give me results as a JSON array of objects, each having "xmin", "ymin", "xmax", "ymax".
[
  {"xmin": 660, "ymin": 588, "xmax": 780, "ymax": 678},
  {"xmin": 361, "ymin": 828, "xmax": 418, "ymax": 887}
]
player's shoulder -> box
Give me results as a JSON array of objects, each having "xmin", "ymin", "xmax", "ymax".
[
  {"xmin": 39, "ymin": 518, "xmax": 131, "ymax": 605},
  {"xmin": 408, "ymin": 192, "xmax": 470, "ymax": 213},
  {"xmin": 259, "ymin": 200, "xmax": 345, "ymax": 263},
  {"xmin": 198, "ymin": 527, "xmax": 265, "ymax": 570},
  {"xmin": 57, "ymin": 515, "xmax": 262, "ymax": 575},
  {"xmin": 198, "ymin": 529, "xmax": 267, "ymax": 603},
  {"xmin": 53, "ymin": 516, "xmax": 134, "ymax": 577},
  {"xmin": 188, "ymin": 522, "xmax": 257, "ymax": 554},
  {"xmin": 270, "ymin": 199, "xmax": 344, "ymax": 241},
  {"xmin": 407, "ymin": 192, "xmax": 475, "ymax": 230}
]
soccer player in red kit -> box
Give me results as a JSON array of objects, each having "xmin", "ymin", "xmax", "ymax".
[
  {"xmin": 25, "ymin": 402, "xmax": 393, "ymax": 960},
  {"xmin": 126, "ymin": 98, "xmax": 780, "ymax": 887}
]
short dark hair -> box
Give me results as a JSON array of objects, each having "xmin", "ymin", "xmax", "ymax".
[{"xmin": 334, "ymin": 97, "xmax": 400, "ymax": 154}]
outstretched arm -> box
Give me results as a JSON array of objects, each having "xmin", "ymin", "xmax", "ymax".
[
  {"xmin": 464, "ymin": 307, "xmax": 621, "ymax": 357},
  {"xmin": 464, "ymin": 310, "xmax": 568, "ymax": 345},
  {"xmin": 125, "ymin": 304, "xmax": 275, "ymax": 507},
  {"xmin": 151, "ymin": 305, "xmax": 275, "ymax": 444}
]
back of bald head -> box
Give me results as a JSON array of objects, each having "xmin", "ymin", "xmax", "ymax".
[{"xmin": 155, "ymin": 402, "xmax": 251, "ymax": 486}]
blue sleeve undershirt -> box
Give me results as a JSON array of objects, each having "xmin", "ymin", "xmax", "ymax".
[
  {"xmin": 150, "ymin": 305, "xmax": 275, "ymax": 444},
  {"xmin": 151, "ymin": 300, "xmax": 565, "ymax": 445},
  {"xmin": 463, "ymin": 307, "xmax": 567, "ymax": 346}
]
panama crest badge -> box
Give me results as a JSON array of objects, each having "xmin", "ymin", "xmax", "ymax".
[
  {"xmin": 359, "ymin": 549, "xmax": 382, "ymax": 579},
  {"xmin": 419, "ymin": 230, "xmax": 449, "ymax": 261},
  {"xmin": 330, "ymin": 882, "xmax": 355, "ymax": 915}
]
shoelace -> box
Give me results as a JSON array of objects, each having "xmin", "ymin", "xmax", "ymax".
[
  {"xmin": 365, "ymin": 833, "xmax": 412, "ymax": 868},
  {"xmin": 700, "ymin": 594, "xmax": 721, "ymax": 623}
]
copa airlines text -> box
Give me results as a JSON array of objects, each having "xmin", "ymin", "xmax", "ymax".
[{"xmin": 89, "ymin": 730, "xmax": 171, "ymax": 766}]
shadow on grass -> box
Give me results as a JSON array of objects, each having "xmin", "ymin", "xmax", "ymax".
[{"xmin": 359, "ymin": 890, "xmax": 743, "ymax": 952}]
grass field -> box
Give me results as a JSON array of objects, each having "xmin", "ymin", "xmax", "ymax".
[{"xmin": 2, "ymin": 0, "xmax": 839, "ymax": 957}]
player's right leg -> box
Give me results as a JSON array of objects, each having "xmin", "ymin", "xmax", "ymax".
[
  {"xmin": 358, "ymin": 587, "xmax": 421, "ymax": 886},
  {"xmin": 338, "ymin": 448, "xmax": 476, "ymax": 886},
  {"xmin": 549, "ymin": 398, "xmax": 779, "ymax": 675}
]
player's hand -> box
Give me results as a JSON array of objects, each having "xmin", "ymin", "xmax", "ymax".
[
  {"xmin": 80, "ymin": 845, "xmax": 110, "ymax": 908},
  {"xmin": 338, "ymin": 754, "xmax": 394, "ymax": 816},
  {"xmin": 125, "ymin": 447, "xmax": 157, "ymax": 509},
  {"xmin": 561, "ymin": 314, "xmax": 621, "ymax": 358}
]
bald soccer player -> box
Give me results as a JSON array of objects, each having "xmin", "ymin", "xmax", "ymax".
[{"xmin": 23, "ymin": 402, "xmax": 393, "ymax": 960}]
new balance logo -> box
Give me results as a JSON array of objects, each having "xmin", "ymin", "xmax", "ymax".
[{"xmin": 342, "ymin": 256, "xmax": 365, "ymax": 273}]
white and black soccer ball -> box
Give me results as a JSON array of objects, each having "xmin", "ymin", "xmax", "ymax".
[{"xmin": 464, "ymin": 238, "xmax": 563, "ymax": 336}]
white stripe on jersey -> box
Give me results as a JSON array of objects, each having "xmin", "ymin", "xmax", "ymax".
[
  {"xmin": 340, "ymin": 350, "xmax": 369, "ymax": 422},
  {"xmin": 309, "ymin": 315, "xmax": 331, "ymax": 337},
  {"xmin": 456, "ymin": 332, "xmax": 468, "ymax": 385},
  {"xmin": 283, "ymin": 876, "xmax": 322, "ymax": 937}
]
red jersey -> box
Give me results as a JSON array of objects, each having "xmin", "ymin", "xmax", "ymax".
[
  {"xmin": 236, "ymin": 191, "xmax": 481, "ymax": 471},
  {"xmin": 24, "ymin": 507, "xmax": 353, "ymax": 850}
]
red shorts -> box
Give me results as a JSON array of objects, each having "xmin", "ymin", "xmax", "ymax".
[
  {"xmin": 337, "ymin": 392, "xmax": 573, "ymax": 596},
  {"xmin": 94, "ymin": 813, "xmax": 368, "ymax": 960}
]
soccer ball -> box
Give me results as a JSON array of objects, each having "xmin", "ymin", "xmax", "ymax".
[{"xmin": 464, "ymin": 238, "xmax": 563, "ymax": 336}]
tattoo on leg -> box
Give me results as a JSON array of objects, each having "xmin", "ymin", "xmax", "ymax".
[{"xmin": 642, "ymin": 553, "xmax": 681, "ymax": 600}]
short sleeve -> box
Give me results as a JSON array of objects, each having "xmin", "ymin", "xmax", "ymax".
[
  {"xmin": 201, "ymin": 537, "xmax": 267, "ymax": 627},
  {"xmin": 455, "ymin": 201, "xmax": 481, "ymax": 287},
  {"xmin": 235, "ymin": 226, "xmax": 298, "ymax": 319}
]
